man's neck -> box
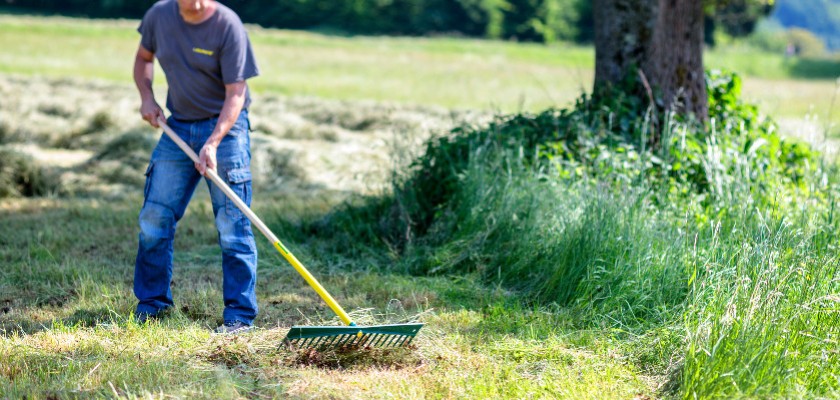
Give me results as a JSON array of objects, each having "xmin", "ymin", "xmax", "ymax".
[{"xmin": 179, "ymin": 1, "xmax": 217, "ymax": 25}]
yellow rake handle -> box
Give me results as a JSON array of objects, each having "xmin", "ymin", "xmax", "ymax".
[{"xmin": 157, "ymin": 117, "xmax": 355, "ymax": 326}]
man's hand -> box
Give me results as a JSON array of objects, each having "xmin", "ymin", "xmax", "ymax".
[
  {"xmin": 140, "ymin": 100, "xmax": 164, "ymax": 128},
  {"xmin": 196, "ymin": 143, "xmax": 218, "ymax": 176},
  {"xmin": 196, "ymin": 81, "xmax": 247, "ymax": 176}
]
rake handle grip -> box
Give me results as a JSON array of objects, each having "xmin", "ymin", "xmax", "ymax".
[{"xmin": 156, "ymin": 117, "xmax": 355, "ymax": 326}]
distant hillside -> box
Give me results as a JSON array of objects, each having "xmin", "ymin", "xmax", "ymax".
[{"xmin": 772, "ymin": 0, "xmax": 840, "ymax": 50}]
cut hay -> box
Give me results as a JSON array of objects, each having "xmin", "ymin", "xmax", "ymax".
[{"xmin": 0, "ymin": 147, "xmax": 60, "ymax": 198}]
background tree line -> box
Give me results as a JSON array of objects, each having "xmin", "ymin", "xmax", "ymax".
[
  {"xmin": 4, "ymin": 0, "xmax": 593, "ymax": 42},
  {"xmin": 9, "ymin": 0, "xmax": 834, "ymax": 47}
]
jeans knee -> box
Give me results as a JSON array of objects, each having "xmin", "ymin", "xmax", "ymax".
[
  {"xmin": 139, "ymin": 201, "xmax": 175, "ymax": 246},
  {"xmin": 216, "ymin": 212, "xmax": 255, "ymax": 253}
]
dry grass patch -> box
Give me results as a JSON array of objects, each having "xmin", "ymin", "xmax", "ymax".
[{"xmin": 0, "ymin": 75, "xmax": 486, "ymax": 196}]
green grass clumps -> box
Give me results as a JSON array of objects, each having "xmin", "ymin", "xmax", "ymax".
[
  {"xmin": 0, "ymin": 147, "xmax": 60, "ymax": 198},
  {"xmin": 314, "ymin": 70, "xmax": 840, "ymax": 397},
  {"xmin": 54, "ymin": 110, "xmax": 118, "ymax": 150},
  {"xmin": 93, "ymin": 129, "xmax": 156, "ymax": 169}
]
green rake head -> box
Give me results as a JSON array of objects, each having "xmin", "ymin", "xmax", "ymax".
[{"xmin": 284, "ymin": 323, "xmax": 423, "ymax": 350}]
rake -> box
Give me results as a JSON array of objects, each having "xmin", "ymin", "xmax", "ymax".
[{"xmin": 158, "ymin": 117, "xmax": 423, "ymax": 350}]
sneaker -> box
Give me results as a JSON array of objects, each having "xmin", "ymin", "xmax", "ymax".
[
  {"xmin": 215, "ymin": 321, "xmax": 253, "ymax": 335},
  {"xmin": 134, "ymin": 306, "xmax": 172, "ymax": 324},
  {"xmin": 135, "ymin": 312, "xmax": 155, "ymax": 324}
]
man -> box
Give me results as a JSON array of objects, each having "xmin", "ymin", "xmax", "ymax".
[{"xmin": 133, "ymin": 0, "xmax": 260, "ymax": 334}]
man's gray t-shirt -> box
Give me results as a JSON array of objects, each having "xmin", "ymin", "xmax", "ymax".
[{"xmin": 138, "ymin": 0, "xmax": 259, "ymax": 121}]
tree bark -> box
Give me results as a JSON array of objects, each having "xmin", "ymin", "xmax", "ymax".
[{"xmin": 593, "ymin": 0, "xmax": 708, "ymax": 121}]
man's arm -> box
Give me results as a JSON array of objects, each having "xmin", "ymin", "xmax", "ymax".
[
  {"xmin": 134, "ymin": 45, "xmax": 164, "ymax": 128},
  {"xmin": 196, "ymin": 81, "xmax": 248, "ymax": 176}
]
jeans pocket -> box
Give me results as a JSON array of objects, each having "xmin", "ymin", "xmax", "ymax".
[{"xmin": 225, "ymin": 167, "xmax": 252, "ymax": 218}]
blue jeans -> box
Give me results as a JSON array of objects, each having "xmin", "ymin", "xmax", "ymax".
[{"xmin": 134, "ymin": 110, "xmax": 258, "ymax": 325}]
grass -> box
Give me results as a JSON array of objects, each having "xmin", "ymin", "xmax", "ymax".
[
  {"xmin": 308, "ymin": 78, "xmax": 839, "ymax": 398},
  {"xmin": 1, "ymin": 11, "xmax": 839, "ymax": 399},
  {"xmin": 0, "ymin": 74, "xmax": 660, "ymax": 398},
  {"xmin": 0, "ymin": 195, "xmax": 658, "ymax": 398}
]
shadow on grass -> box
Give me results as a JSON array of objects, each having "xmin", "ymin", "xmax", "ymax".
[
  {"xmin": 0, "ymin": 306, "xmax": 118, "ymax": 336},
  {"xmin": 286, "ymin": 346, "xmax": 422, "ymax": 370}
]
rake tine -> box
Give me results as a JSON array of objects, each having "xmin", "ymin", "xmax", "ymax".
[
  {"xmin": 323, "ymin": 335, "xmax": 340, "ymax": 348},
  {"xmin": 336, "ymin": 334, "xmax": 354, "ymax": 348},
  {"xmin": 398, "ymin": 335, "xmax": 410, "ymax": 347},
  {"xmin": 370, "ymin": 334, "xmax": 384, "ymax": 347},
  {"xmin": 362, "ymin": 334, "xmax": 374, "ymax": 347},
  {"xmin": 373, "ymin": 334, "xmax": 389, "ymax": 347},
  {"xmin": 404, "ymin": 335, "xmax": 415, "ymax": 346},
  {"xmin": 312, "ymin": 337, "xmax": 324, "ymax": 348},
  {"xmin": 335, "ymin": 335, "xmax": 350, "ymax": 347},
  {"xmin": 382, "ymin": 335, "xmax": 397, "ymax": 347},
  {"xmin": 334, "ymin": 334, "xmax": 348, "ymax": 346},
  {"xmin": 335, "ymin": 334, "xmax": 352, "ymax": 349},
  {"xmin": 383, "ymin": 334, "xmax": 397, "ymax": 347},
  {"xmin": 388, "ymin": 335, "xmax": 401, "ymax": 347},
  {"xmin": 320, "ymin": 337, "xmax": 331, "ymax": 347},
  {"xmin": 387, "ymin": 335, "xmax": 403, "ymax": 347},
  {"xmin": 348, "ymin": 334, "xmax": 360, "ymax": 347}
]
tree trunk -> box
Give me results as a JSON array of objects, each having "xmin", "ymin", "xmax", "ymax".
[{"xmin": 593, "ymin": 0, "xmax": 708, "ymax": 121}]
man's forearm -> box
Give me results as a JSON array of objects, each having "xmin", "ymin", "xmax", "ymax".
[
  {"xmin": 133, "ymin": 54, "xmax": 156, "ymax": 103},
  {"xmin": 206, "ymin": 82, "xmax": 247, "ymax": 147}
]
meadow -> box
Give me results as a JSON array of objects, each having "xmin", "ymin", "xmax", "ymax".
[
  {"xmin": 1, "ymin": 76, "xmax": 657, "ymax": 398},
  {"xmin": 1, "ymin": 12, "xmax": 840, "ymax": 400}
]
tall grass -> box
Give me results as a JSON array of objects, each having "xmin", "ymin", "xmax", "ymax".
[
  {"xmin": 411, "ymin": 154, "xmax": 688, "ymax": 325},
  {"xmin": 681, "ymin": 203, "xmax": 840, "ymax": 398}
]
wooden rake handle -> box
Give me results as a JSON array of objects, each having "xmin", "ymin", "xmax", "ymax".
[{"xmin": 156, "ymin": 116, "xmax": 356, "ymax": 326}]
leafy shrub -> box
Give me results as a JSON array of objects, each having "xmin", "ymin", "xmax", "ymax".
[{"xmin": 396, "ymin": 69, "xmax": 815, "ymax": 242}]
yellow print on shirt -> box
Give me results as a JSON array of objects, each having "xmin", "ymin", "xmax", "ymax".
[{"xmin": 193, "ymin": 47, "xmax": 214, "ymax": 56}]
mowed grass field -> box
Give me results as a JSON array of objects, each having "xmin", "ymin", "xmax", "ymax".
[
  {"xmin": 1, "ymin": 195, "xmax": 659, "ymax": 398},
  {"xmin": 1, "ymin": 12, "xmax": 840, "ymax": 399}
]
